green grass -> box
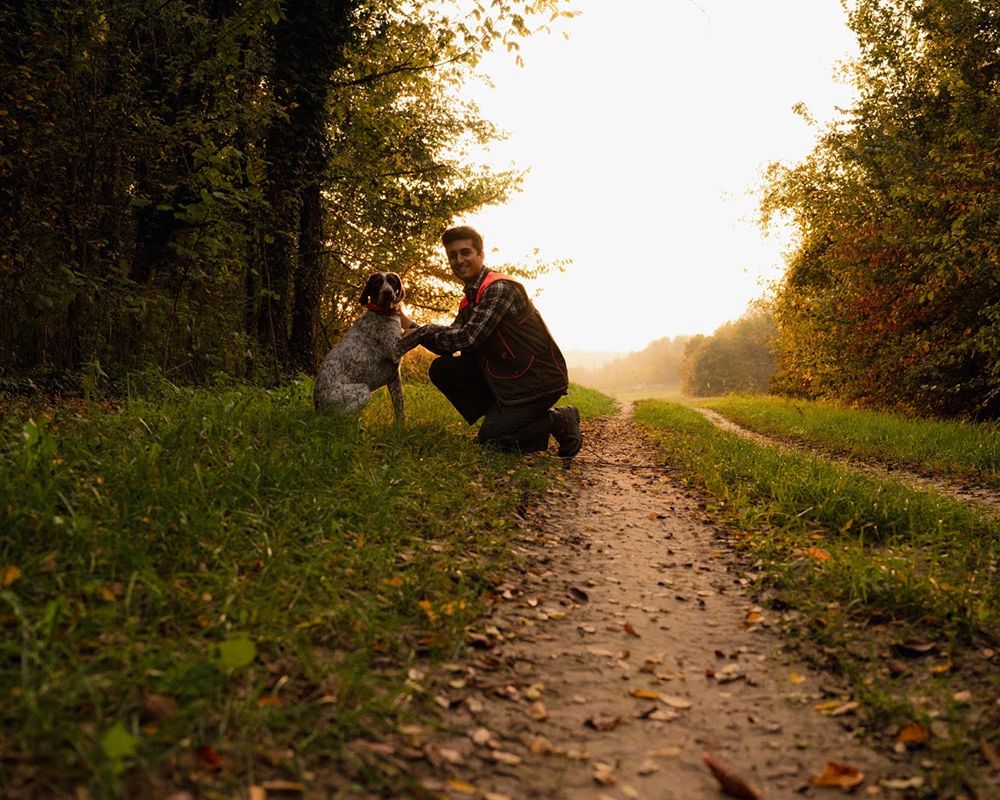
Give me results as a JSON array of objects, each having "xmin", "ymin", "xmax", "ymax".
[
  {"xmin": 703, "ymin": 395, "xmax": 1000, "ymax": 486},
  {"xmin": 634, "ymin": 399, "xmax": 1000, "ymax": 791},
  {"xmin": 0, "ymin": 380, "xmax": 612, "ymax": 798},
  {"xmin": 557, "ymin": 383, "xmax": 618, "ymax": 418}
]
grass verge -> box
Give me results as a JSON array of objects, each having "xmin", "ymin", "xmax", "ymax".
[
  {"xmin": 0, "ymin": 380, "xmax": 610, "ymax": 798},
  {"xmin": 634, "ymin": 399, "xmax": 1000, "ymax": 793},
  {"xmin": 703, "ymin": 395, "xmax": 1000, "ymax": 487}
]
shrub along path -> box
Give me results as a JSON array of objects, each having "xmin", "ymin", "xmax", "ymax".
[
  {"xmin": 695, "ymin": 408, "xmax": 1000, "ymax": 516},
  {"xmin": 392, "ymin": 414, "xmax": 911, "ymax": 799}
]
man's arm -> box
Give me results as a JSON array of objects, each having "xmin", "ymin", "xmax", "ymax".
[
  {"xmin": 394, "ymin": 323, "xmax": 448, "ymax": 359},
  {"xmin": 423, "ymin": 282, "xmax": 519, "ymax": 355}
]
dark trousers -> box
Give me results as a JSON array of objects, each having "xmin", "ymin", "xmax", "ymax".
[{"xmin": 429, "ymin": 354, "xmax": 559, "ymax": 453}]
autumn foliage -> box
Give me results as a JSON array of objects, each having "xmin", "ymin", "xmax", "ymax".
[{"xmin": 762, "ymin": 0, "xmax": 1000, "ymax": 418}]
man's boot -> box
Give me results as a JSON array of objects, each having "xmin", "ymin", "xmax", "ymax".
[{"xmin": 549, "ymin": 405, "xmax": 582, "ymax": 458}]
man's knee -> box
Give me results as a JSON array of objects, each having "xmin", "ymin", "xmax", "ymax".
[{"xmin": 428, "ymin": 356, "xmax": 449, "ymax": 388}]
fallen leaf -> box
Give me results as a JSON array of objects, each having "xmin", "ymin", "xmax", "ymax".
[
  {"xmin": 744, "ymin": 611, "xmax": 764, "ymax": 625},
  {"xmin": 702, "ymin": 751, "xmax": 764, "ymax": 800},
  {"xmin": 931, "ymin": 660, "xmax": 953, "ymax": 674},
  {"xmin": 471, "ymin": 727, "xmax": 492, "ymax": 746},
  {"xmin": 660, "ymin": 695, "xmax": 693, "ymax": 709},
  {"xmin": 445, "ymin": 779, "xmax": 478, "ymax": 795},
  {"xmin": 644, "ymin": 709, "xmax": 679, "ymax": 722},
  {"xmin": 623, "ymin": 622, "xmax": 640, "ymax": 638},
  {"xmin": 438, "ymin": 747, "xmax": 464, "ymax": 764},
  {"xmin": 585, "ymin": 715, "xmax": 622, "ymax": 732},
  {"xmin": 880, "ymin": 776, "xmax": 925, "ymax": 790},
  {"xmin": 483, "ymin": 793, "xmax": 514, "ymax": 800},
  {"xmin": 814, "ymin": 699, "xmax": 858, "ymax": 716},
  {"xmin": 648, "ymin": 746, "xmax": 682, "ymax": 757},
  {"xmin": 952, "ymin": 690, "xmax": 971, "ymax": 704},
  {"xmin": 568, "ymin": 586, "xmax": 590, "ymax": 603},
  {"xmin": 630, "ymin": 688, "xmax": 662, "ymax": 700},
  {"xmin": 248, "ymin": 787, "xmax": 266, "ymax": 800},
  {"xmin": 529, "ymin": 736, "xmax": 554, "ymax": 755},
  {"xmin": 142, "ymin": 693, "xmax": 177, "ymax": 722},
  {"xmin": 261, "ymin": 780, "xmax": 305, "ymax": 793},
  {"xmin": 195, "ymin": 746, "xmax": 224, "ymax": 772},
  {"xmin": 492, "ymin": 750, "xmax": 522, "ymax": 766},
  {"xmin": 979, "ymin": 738, "xmax": 1000, "ymax": 769},
  {"xmin": 592, "ymin": 762, "xmax": 616, "ymax": 785},
  {"xmin": 892, "ymin": 641, "xmax": 938, "ymax": 658},
  {"xmin": 1, "ymin": 565, "xmax": 22, "ymax": 587},
  {"xmin": 806, "ymin": 547, "xmax": 831, "ymax": 561},
  {"xmin": 788, "ymin": 672, "xmax": 806, "ymax": 684},
  {"xmin": 637, "ymin": 759, "xmax": 660, "ymax": 775},
  {"xmin": 529, "ymin": 701, "xmax": 549, "ymax": 721},
  {"xmin": 810, "ymin": 760, "xmax": 864, "ymax": 790},
  {"xmin": 896, "ymin": 722, "xmax": 929, "ymax": 747}
]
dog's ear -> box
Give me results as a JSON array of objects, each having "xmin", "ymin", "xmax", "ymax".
[
  {"xmin": 359, "ymin": 274, "xmax": 380, "ymax": 306},
  {"xmin": 387, "ymin": 272, "xmax": 404, "ymax": 302}
]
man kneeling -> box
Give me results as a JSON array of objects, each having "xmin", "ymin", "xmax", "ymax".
[{"xmin": 411, "ymin": 225, "xmax": 582, "ymax": 458}]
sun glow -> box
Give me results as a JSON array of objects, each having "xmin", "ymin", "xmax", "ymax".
[{"xmin": 455, "ymin": 0, "xmax": 858, "ymax": 357}]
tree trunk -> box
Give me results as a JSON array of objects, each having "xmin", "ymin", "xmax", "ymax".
[{"xmin": 290, "ymin": 180, "xmax": 324, "ymax": 374}]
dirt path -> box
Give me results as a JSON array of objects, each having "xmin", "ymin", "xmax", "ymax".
[
  {"xmin": 696, "ymin": 408, "xmax": 1000, "ymax": 516},
  {"xmin": 396, "ymin": 414, "xmax": 917, "ymax": 799}
]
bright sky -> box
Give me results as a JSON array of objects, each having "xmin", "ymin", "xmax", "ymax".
[{"xmin": 459, "ymin": 0, "xmax": 859, "ymax": 354}]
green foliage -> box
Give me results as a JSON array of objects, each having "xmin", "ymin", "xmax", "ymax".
[
  {"xmin": 0, "ymin": 382, "xmax": 564, "ymax": 796},
  {"xmin": 679, "ymin": 307, "xmax": 776, "ymax": 396},
  {"xmin": 0, "ymin": 0, "xmax": 573, "ymax": 389},
  {"xmin": 762, "ymin": 0, "xmax": 1000, "ymax": 418}
]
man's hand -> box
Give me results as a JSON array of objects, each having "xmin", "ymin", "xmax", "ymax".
[{"xmin": 398, "ymin": 309, "xmax": 417, "ymax": 333}]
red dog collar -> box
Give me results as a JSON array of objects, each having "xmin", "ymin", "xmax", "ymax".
[{"xmin": 366, "ymin": 302, "xmax": 401, "ymax": 316}]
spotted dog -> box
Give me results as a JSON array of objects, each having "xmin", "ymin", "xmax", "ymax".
[{"xmin": 313, "ymin": 272, "xmax": 440, "ymax": 421}]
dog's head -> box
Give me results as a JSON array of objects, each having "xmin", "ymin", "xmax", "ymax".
[{"xmin": 359, "ymin": 272, "xmax": 404, "ymax": 310}]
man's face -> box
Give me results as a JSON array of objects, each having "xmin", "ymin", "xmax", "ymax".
[{"xmin": 445, "ymin": 238, "xmax": 484, "ymax": 285}]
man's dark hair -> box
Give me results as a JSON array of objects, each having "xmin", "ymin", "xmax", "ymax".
[{"xmin": 441, "ymin": 225, "xmax": 483, "ymax": 254}]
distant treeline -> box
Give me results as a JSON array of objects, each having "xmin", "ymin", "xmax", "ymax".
[
  {"xmin": 762, "ymin": 0, "xmax": 1000, "ymax": 419},
  {"xmin": 573, "ymin": 307, "xmax": 775, "ymax": 397},
  {"xmin": 0, "ymin": 0, "xmax": 570, "ymax": 392}
]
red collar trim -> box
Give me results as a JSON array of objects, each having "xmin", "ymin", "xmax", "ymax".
[{"xmin": 366, "ymin": 302, "xmax": 400, "ymax": 316}]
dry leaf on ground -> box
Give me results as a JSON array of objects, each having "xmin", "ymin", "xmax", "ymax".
[
  {"xmin": 896, "ymin": 722, "xmax": 929, "ymax": 747},
  {"xmin": 585, "ymin": 715, "xmax": 622, "ymax": 731},
  {"xmin": 702, "ymin": 751, "xmax": 763, "ymax": 800},
  {"xmin": 810, "ymin": 760, "xmax": 865, "ymax": 790},
  {"xmin": 592, "ymin": 762, "xmax": 616, "ymax": 785}
]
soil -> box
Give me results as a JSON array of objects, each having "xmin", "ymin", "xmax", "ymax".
[
  {"xmin": 393, "ymin": 413, "xmax": 928, "ymax": 799},
  {"xmin": 695, "ymin": 408, "xmax": 1000, "ymax": 516}
]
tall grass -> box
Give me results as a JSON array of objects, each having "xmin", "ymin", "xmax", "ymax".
[
  {"xmin": 0, "ymin": 380, "xmax": 609, "ymax": 797},
  {"xmin": 704, "ymin": 395, "xmax": 1000, "ymax": 485}
]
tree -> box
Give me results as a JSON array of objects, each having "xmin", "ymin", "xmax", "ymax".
[
  {"xmin": 762, "ymin": 0, "xmax": 1000, "ymax": 417},
  {"xmin": 679, "ymin": 308, "xmax": 775, "ymax": 396},
  {"xmin": 0, "ymin": 0, "xmax": 574, "ymax": 391}
]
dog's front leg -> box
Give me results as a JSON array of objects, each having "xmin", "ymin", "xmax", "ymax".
[{"xmin": 388, "ymin": 373, "xmax": 404, "ymax": 423}]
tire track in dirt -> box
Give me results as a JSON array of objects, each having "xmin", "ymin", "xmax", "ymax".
[
  {"xmin": 391, "ymin": 414, "xmax": 917, "ymax": 799},
  {"xmin": 695, "ymin": 408, "xmax": 1000, "ymax": 517}
]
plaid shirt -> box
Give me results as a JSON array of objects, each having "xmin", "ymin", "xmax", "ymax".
[{"xmin": 424, "ymin": 269, "xmax": 526, "ymax": 355}]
